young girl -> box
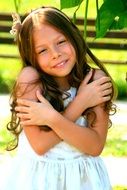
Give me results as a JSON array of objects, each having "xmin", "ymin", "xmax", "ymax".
[{"xmin": 1, "ymin": 6, "xmax": 116, "ymax": 190}]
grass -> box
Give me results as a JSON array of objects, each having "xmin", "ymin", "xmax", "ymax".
[
  {"xmin": 102, "ymin": 124, "xmax": 127, "ymax": 157},
  {"xmin": 102, "ymin": 99, "xmax": 127, "ymax": 157},
  {"xmin": 113, "ymin": 186, "xmax": 127, "ymax": 190}
]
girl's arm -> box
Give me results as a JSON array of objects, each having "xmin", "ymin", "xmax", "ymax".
[
  {"xmin": 48, "ymin": 69, "xmax": 110, "ymax": 156},
  {"xmin": 16, "ymin": 67, "xmax": 111, "ymax": 155},
  {"xmin": 49, "ymin": 103, "xmax": 108, "ymax": 156},
  {"xmin": 63, "ymin": 70, "xmax": 111, "ymax": 121},
  {"xmin": 17, "ymin": 90, "xmax": 109, "ymax": 156},
  {"xmin": 15, "ymin": 67, "xmax": 61, "ymax": 154},
  {"xmin": 48, "ymin": 69, "xmax": 111, "ymax": 156}
]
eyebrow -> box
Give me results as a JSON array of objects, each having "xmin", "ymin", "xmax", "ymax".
[{"xmin": 35, "ymin": 34, "xmax": 66, "ymax": 49}]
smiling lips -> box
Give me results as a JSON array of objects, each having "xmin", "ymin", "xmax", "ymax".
[{"xmin": 53, "ymin": 60, "xmax": 68, "ymax": 68}]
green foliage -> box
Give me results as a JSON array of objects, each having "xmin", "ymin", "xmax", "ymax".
[
  {"xmin": 60, "ymin": 0, "xmax": 84, "ymax": 24},
  {"xmin": 96, "ymin": 0, "xmax": 127, "ymax": 37},
  {"xmin": 104, "ymin": 64, "xmax": 127, "ymax": 100},
  {"xmin": 113, "ymin": 186, "xmax": 127, "ymax": 190},
  {"xmin": 0, "ymin": 124, "xmax": 13, "ymax": 152},
  {"xmin": 0, "ymin": 51, "xmax": 22, "ymax": 94},
  {"xmin": 60, "ymin": 0, "xmax": 83, "ymax": 9},
  {"xmin": 102, "ymin": 121, "xmax": 127, "ymax": 157},
  {"xmin": 60, "ymin": 0, "xmax": 127, "ymax": 38},
  {"xmin": 0, "ymin": 0, "xmax": 60, "ymax": 13},
  {"xmin": 0, "ymin": 75, "xmax": 10, "ymax": 93},
  {"xmin": 116, "ymin": 80, "xmax": 127, "ymax": 100},
  {"xmin": 14, "ymin": 0, "xmax": 21, "ymax": 12},
  {"xmin": 2, "ymin": 0, "xmax": 127, "ymax": 38}
]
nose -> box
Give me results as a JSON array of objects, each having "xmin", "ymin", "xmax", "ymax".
[{"xmin": 51, "ymin": 45, "xmax": 61, "ymax": 59}]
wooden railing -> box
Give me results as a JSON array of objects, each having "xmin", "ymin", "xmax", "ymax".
[{"xmin": 0, "ymin": 12, "xmax": 127, "ymax": 64}]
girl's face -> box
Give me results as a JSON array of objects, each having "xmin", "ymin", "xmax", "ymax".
[{"xmin": 33, "ymin": 23, "xmax": 76, "ymax": 83}]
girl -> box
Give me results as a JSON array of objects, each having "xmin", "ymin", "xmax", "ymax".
[{"xmin": 2, "ymin": 6, "xmax": 116, "ymax": 190}]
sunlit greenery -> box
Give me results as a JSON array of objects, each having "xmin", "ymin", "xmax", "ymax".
[
  {"xmin": 113, "ymin": 186, "xmax": 127, "ymax": 190},
  {"xmin": 102, "ymin": 124, "xmax": 127, "ymax": 157}
]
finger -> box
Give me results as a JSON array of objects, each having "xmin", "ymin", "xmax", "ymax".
[
  {"xmin": 102, "ymin": 89, "xmax": 112, "ymax": 96},
  {"xmin": 20, "ymin": 120, "xmax": 34, "ymax": 126},
  {"xmin": 101, "ymin": 82, "xmax": 112, "ymax": 90},
  {"xmin": 15, "ymin": 106, "xmax": 29, "ymax": 113},
  {"xmin": 16, "ymin": 112, "xmax": 30, "ymax": 119},
  {"xmin": 82, "ymin": 69, "xmax": 93, "ymax": 85},
  {"xmin": 17, "ymin": 98, "xmax": 34, "ymax": 106},
  {"xmin": 103, "ymin": 95, "xmax": 111, "ymax": 102},
  {"xmin": 98, "ymin": 77, "xmax": 111, "ymax": 85}
]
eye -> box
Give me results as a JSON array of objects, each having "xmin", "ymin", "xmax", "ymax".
[
  {"xmin": 58, "ymin": 39, "xmax": 67, "ymax": 45},
  {"xmin": 38, "ymin": 49, "xmax": 47, "ymax": 54}
]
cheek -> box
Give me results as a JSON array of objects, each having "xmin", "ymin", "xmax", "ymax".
[
  {"xmin": 38, "ymin": 62, "xmax": 48, "ymax": 72},
  {"xmin": 37, "ymin": 55, "xmax": 49, "ymax": 69},
  {"xmin": 69, "ymin": 46, "xmax": 76, "ymax": 61}
]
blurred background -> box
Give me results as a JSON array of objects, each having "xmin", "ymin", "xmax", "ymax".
[{"xmin": 0, "ymin": 1, "xmax": 127, "ymax": 189}]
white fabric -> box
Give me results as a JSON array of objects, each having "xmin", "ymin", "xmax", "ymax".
[{"xmin": 0, "ymin": 87, "xmax": 112, "ymax": 190}]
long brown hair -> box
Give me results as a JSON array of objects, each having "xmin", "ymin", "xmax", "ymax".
[{"xmin": 7, "ymin": 6, "xmax": 117, "ymax": 150}]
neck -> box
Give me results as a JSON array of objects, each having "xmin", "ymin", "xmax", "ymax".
[{"xmin": 54, "ymin": 77, "xmax": 70, "ymax": 91}]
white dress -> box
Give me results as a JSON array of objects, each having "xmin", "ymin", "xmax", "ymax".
[{"xmin": 0, "ymin": 87, "xmax": 112, "ymax": 190}]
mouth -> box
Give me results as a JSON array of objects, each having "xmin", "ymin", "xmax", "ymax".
[{"xmin": 52, "ymin": 60, "xmax": 68, "ymax": 68}]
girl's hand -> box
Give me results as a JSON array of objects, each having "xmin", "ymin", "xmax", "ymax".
[
  {"xmin": 15, "ymin": 90, "xmax": 55, "ymax": 126},
  {"xmin": 77, "ymin": 69, "xmax": 112, "ymax": 109}
]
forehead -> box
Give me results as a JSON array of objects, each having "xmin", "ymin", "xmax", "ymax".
[
  {"xmin": 33, "ymin": 23, "xmax": 64, "ymax": 36},
  {"xmin": 33, "ymin": 23, "xmax": 65, "ymax": 45}
]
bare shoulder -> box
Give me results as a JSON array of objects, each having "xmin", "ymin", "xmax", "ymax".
[
  {"xmin": 93, "ymin": 69, "xmax": 107, "ymax": 80},
  {"xmin": 16, "ymin": 66, "xmax": 42, "ymax": 99},
  {"xmin": 17, "ymin": 66, "xmax": 39, "ymax": 83}
]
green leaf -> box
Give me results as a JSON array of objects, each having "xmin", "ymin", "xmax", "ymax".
[
  {"xmin": 120, "ymin": 11, "xmax": 127, "ymax": 28},
  {"xmin": 96, "ymin": 11, "xmax": 114, "ymax": 38},
  {"xmin": 96, "ymin": 0, "xmax": 124, "ymax": 38},
  {"xmin": 121, "ymin": 0, "xmax": 127, "ymax": 8},
  {"xmin": 60, "ymin": 0, "xmax": 83, "ymax": 9},
  {"xmin": 83, "ymin": 0, "xmax": 89, "ymax": 39},
  {"xmin": 110, "ymin": 11, "xmax": 127, "ymax": 30}
]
